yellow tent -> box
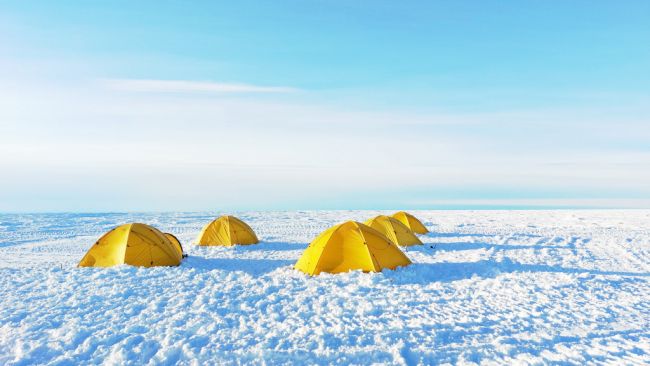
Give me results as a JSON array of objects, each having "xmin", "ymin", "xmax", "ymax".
[
  {"xmin": 295, "ymin": 221, "xmax": 411, "ymax": 275},
  {"xmin": 78, "ymin": 223, "xmax": 182, "ymax": 267},
  {"xmin": 364, "ymin": 215, "xmax": 423, "ymax": 247},
  {"xmin": 392, "ymin": 211, "xmax": 429, "ymax": 234},
  {"xmin": 196, "ymin": 215, "xmax": 259, "ymax": 246},
  {"xmin": 164, "ymin": 232, "xmax": 184, "ymax": 257}
]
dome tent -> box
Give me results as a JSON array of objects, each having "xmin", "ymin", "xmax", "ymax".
[
  {"xmin": 392, "ymin": 211, "xmax": 429, "ymax": 234},
  {"xmin": 295, "ymin": 221, "xmax": 411, "ymax": 275},
  {"xmin": 364, "ymin": 215, "xmax": 423, "ymax": 247},
  {"xmin": 78, "ymin": 223, "xmax": 182, "ymax": 267},
  {"xmin": 196, "ymin": 215, "xmax": 259, "ymax": 246}
]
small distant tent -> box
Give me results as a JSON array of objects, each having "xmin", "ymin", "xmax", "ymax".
[
  {"xmin": 164, "ymin": 232, "xmax": 185, "ymax": 258},
  {"xmin": 196, "ymin": 215, "xmax": 259, "ymax": 246},
  {"xmin": 78, "ymin": 223, "xmax": 182, "ymax": 267},
  {"xmin": 364, "ymin": 215, "xmax": 423, "ymax": 247},
  {"xmin": 295, "ymin": 221, "xmax": 411, "ymax": 275},
  {"xmin": 392, "ymin": 211, "xmax": 429, "ymax": 234}
]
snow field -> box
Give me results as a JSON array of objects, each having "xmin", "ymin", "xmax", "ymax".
[{"xmin": 0, "ymin": 210, "xmax": 649, "ymax": 365}]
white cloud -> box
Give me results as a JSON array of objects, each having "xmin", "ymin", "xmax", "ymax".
[
  {"xmin": 100, "ymin": 78, "xmax": 299, "ymax": 94},
  {"xmin": 1, "ymin": 76, "xmax": 649, "ymax": 211}
]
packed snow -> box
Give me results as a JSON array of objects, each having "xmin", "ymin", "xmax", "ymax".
[{"xmin": 1, "ymin": 210, "xmax": 649, "ymax": 365}]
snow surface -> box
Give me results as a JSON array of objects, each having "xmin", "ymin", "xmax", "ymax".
[{"xmin": 0, "ymin": 210, "xmax": 649, "ymax": 365}]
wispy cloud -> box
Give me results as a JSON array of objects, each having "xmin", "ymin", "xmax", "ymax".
[
  {"xmin": 2, "ymin": 76, "xmax": 649, "ymax": 211},
  {"xmin": 100, "ymin": 78, "xmax": 299, "ymax": 94}
]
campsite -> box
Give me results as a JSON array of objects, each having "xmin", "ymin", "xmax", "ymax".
[{"xmin": 2, "ymin": 1, "xmax": 649, "ymax": 364}]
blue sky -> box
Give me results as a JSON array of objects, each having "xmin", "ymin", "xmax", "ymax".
[{"xmin": 1, "ymin": 1, "xmax": 649, "ymax": 211}]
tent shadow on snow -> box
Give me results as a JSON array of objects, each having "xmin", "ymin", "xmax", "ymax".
[
  {"xmin": 183, "ymin": 256, "xmax": 294, "ymax": 275},
  {"xmin": 233, "ymin": 241, "xmax": 306, "ymax": 252},
  {"xmin": 390, "ymin": 258, "xmax": 650, "ymax": 285}
]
